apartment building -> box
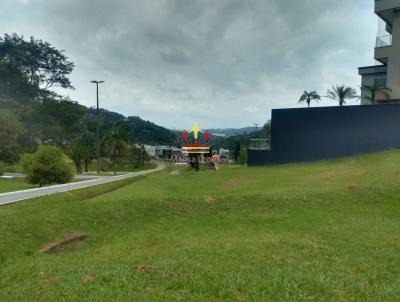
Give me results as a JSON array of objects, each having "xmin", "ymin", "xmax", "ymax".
[{"xmin": 359, "ymin": 0, "xmax": 400, "ymax": 104}]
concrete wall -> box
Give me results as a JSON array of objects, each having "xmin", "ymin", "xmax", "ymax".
[
  {"xmin": 386, "ymin": 11, "xmax": 400, "ymax": 99},
  {"xmin": 375, "ymin": 0, "xmax": 400, "ymax": 13},
  {"xmin": 374, "ymin": 6, "xmax": 400, "ymax": 100},
  {"xmin": 248, "ymin": 105, "xmax": 400, "ymax": 166}
]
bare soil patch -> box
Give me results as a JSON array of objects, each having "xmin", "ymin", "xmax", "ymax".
[
  {"xmin": 39, "ymin": 233, "xmax": 88, "ymax": 254},
  {"xmin": 220, "ymin": 176, "xmax": 247, "ymax": 189},
  {"xmin": 134, "ymin": 264, "xmax": 156, "ymax": 274},
  {"xmin": 204, "ymin": 196, "xmax": 216, "ymax": 205}
]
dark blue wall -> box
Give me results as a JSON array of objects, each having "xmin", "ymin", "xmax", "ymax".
[{"xmin": 248, "ymin": 105, "xmax": 400, "ymax": 166}]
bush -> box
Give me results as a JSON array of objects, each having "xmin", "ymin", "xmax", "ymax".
[
  {"xmin": 99, "ymin": 157, "xmax": 113, "ymax": 172},
  {"xmin": 237, "ymin": 145, "xmax": 248, "ymax": 166},
  {"xmin": 21, "ymin": 145, "xmax": 73, "ymax": 186},
  {"xmin": 0, "ymin": 162, "xmax": 4, "ymax": 176}
]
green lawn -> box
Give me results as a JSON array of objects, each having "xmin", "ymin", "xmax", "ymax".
[
  {"xmin": 0, "ymin": 178, "xmax": 35, "ymax": 193},
  {"xmin": 84, "ymin": 161, "xmax": 158, "ymax": 174},
  {"xmin": 0, "ymin": 162, "xmax": 158, "ymax": 194},
  {"xmin": 1, "ymin": 151, "xmax": 400, "ymax": 301}
]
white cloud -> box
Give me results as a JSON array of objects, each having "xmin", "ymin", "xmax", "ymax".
[{"xmin": 0, "ymin": 0, "xmax": 377, "ymax": 128}]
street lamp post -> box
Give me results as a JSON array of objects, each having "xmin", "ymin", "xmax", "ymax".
[{"xmin": 91, "ymin": 80, "xmax": 104, "ymax": 174}]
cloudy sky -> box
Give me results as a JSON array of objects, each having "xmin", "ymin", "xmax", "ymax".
[{"xmin": 1, "ymin": 0, "xmax": 377, "ymax": 129}]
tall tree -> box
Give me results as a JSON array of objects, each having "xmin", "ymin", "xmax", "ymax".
[
  {"xmin": 298, "ymin": 91, "xmax": 321, "ymax": 107},
  {"xmin": 78, "ymin": 132, "xmax": 96, "ymax": 173},
  {"xmin": 237, "ymin": 145, "xmax": 248, "ymax": 166},
  {"xmin": 103, "ymin": 123, "xmax": 127, "ymax": 175},
  {"xmin": 326, "ymin": 85, "xmax": 358, "ymax": 106},
  {"xmin": 0, "ymin": 108, "xmax": 24, "ymax": 163},
  {"xmin": 361, "ymin": 85, "xmax": 391, "ymax": 104},
  {"xmin": 66, "ymin": 143, "xmax": 87, "ymax": 174},
  {"xmin": 0, "ymin": 34, "xmax": 74, "ymax": 91}
]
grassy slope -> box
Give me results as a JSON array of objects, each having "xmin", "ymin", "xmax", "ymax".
[
  {"xmin": 1, "ymin": 151, "xmax": 400, "ymax": 301},
  {"xmin": 0, "ymin": 163, "xmax": 158, "ymax": 194},
  {"xmin": 0, "ymin": 178, "xmax": 35, "ymax": 193}
]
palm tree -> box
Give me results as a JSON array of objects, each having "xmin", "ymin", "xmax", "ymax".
[
  {"xmin": 361, "ymin": 85, "xmax": 391, "ymax": 104},
  {"xmin": 67, "ymin": 143, "xmax": 86, "ymax": 174},
  {"xmin": 326, "ymin": 85, "xmax": 358, "ymax": 106},
  {"xmin": 298, "ymin": 91, "xmax": 321, "ymax": 107},
  {"xmin": 103, "ymin": 122, "xmax": 127, "ymax": 175}
]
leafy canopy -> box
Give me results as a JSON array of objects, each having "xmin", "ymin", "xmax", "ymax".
[
  {"xmin": 361, "ymin": 85, "xmax": 391, "ymax": 104},
  {"xmin": 0, "ymin": 33, "xmax": 74, "ymax": 92},
  {"xmin": 326, "ymin": 85, "xmax": 358, "ymax": 106},
  {"xmin": 21, "ymin": 145, "xmax": 72, "ymax": 186},
  {"xmin": 298, "ymin": 91, "xmax": 321, "ymax": 107}
]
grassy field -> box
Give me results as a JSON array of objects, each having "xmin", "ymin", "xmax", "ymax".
[
  {"xmin": 0, "ymin": 162, "xmax": 158, "ymax": 194},
  {"xmin": 0, "ymin": 178, "xmax": 35, "ymax": 193},
  {"xmin": 1, "ymin": 151, "xmax": 400, "ymax": 301}
]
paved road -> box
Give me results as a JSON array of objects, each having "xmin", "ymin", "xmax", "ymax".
[{"xmin": 0, "ymin": 163, "xmax": 165, "ymax": 206}]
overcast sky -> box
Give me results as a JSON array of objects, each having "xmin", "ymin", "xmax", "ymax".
[{"xmin": 1, "ymin": 0, "xmax": 377, "ymax": 129}]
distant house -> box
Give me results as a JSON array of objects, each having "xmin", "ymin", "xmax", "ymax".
[
  {"xmin": 212, "ymin": 148, "xmax": 230, "ymax": 163},
  {"xmin": 211, "ymin": 133, "xmax": 226, "ymax": 137},
  {"xmin": 153, "ymin": 146, "xmax": 182, "ymax": 160},
  {"xmin": 144, "ymin": 145, "xmax": 156, "ymax": 157}
]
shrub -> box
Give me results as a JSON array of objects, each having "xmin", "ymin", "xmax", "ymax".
[
  {"xmin": 21, "ymin": 145, "xmax": 73, "ymax": 186},
  {"xmin": 237, "ymin": 145, "xmax": 248, "ymax": 166},
  {"xmin": 66, "ymin": 143, "xmax": 89, "ymax": 174},
  {"xmin": 99, "ymin": 157, "xmax": 113, "ymax": 171},
  {"xmin": 0, "ymin": 162, "xmax": 4, "ymax": 176}
]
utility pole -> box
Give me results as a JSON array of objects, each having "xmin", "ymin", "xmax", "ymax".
[
  {"xmin": 91, "ymin": 80, "xmax": 104, "ymax": 174},
  {"xmin": 254, "ymin": 123, "xmax": 260, "ymax": 149}
]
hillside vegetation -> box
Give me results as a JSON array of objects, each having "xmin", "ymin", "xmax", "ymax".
[
  {"xmin": 1, "ymin": 150, "xmax": 400, "ymax": 301},
  {"xmin": 0, "ymin": 33, "xmax": 175, "ymax": 166}
]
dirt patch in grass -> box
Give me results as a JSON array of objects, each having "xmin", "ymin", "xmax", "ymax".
[
  {"xmin": 204, "ymin": 196, "xmax": 216, "ymax": 205},
  {"xmin": 39, "ymin": 233, "xmax": 88, "ymax": 254},
  {"xmin": 220, "ymin": 176, "xmax": 248, "ymax": 189},
  {"xmin": 313, "ymin": 168, "xmax": 364, "ymax": 182},
  {"xmin": 134, "ymin": 264, "xmax": 156, "ymax": 274},
  {"xmin": 165, "ymin": 270, "xmax": 189, "ymax": 278},
  {"xmin": 38, "ymin": 272, "xmax": 58, "ymax": 284},
  {"xmin": 82, "ymin": 274, "xmax": 96, "ymax": 282},
  {"xmin": 345, "ymin": 183, "xmax": 360, "ymax": 190},
  {"xmin": 344, "ymin": 183, "xmax": 371, "ymax": 195}
]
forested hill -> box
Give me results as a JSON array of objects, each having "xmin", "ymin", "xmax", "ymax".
[
  {"xmin": 211, "ymin": 122, "xmax": 271, "ymax": 159},
  {"xmin": 85, "ymin": 108, "xmax": 176, "ymax": 145},
  {"xmin": 0, "ymin": 33, "xmax": 175, "ymax": 164}
]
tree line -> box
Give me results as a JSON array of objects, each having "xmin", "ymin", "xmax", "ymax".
[
  {"xmin": 298, "ymin": 84, "xmax": 391, "ymax": 108},
  {"xmin": 0, "ymin": 33, "xmax": 175, "ymax": 178}
]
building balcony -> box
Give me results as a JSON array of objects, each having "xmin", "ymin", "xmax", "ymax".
[
  {"xmin": 376, "ymin": 34, "xmax": 392, "ymax": 47},
  {"xmin": 375, "ymin": 35, "xmax": 391, "ymax": 64},
  {"xmin": 375, "ymin": 0, "xmax": 400, "ymax": 26}
]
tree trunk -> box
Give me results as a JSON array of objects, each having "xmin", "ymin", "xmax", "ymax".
[
  {"xmin": 75, "ymin": 163, "xmax": 82, "ymax": 174},
  {"xmin": 84, "ymin": 160, "xmax": 89, "ymax": 173},
  {"xmin": 113, "ymin": 149, "xmax": 117, "ymax": 176},
  {"xmin": 189, "ymin": 153, "xmax": 200, "ymax": 171}
]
